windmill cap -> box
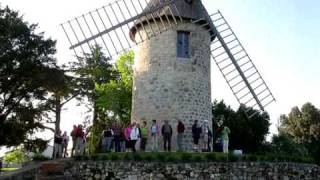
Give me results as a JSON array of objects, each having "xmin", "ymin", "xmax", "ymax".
[{"xmin": 129, "ymin": 0, "xmax": 215, "ymax": 42}]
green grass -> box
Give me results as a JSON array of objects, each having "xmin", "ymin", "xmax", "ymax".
[
  {"xmin": 0, "ymin": 167, "xmax": 19, "ymax": 172},
  {"xmin": 73, "ymin": 152, "xmax": 315, "ymax": 164}
]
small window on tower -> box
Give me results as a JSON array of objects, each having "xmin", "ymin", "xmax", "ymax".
[{"xmin": 177, "ymin": 31, "xmax": 190, "ymax": 58}]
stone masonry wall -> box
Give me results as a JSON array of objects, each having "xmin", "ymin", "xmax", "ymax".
[
  {"xmin": 2, "ymin": 160, "xmax": 319, "ymax": 180},
  {"xmin": 76, "ymin": 161, "xmax": 320, "ymax": 180},
  {"xmin": 131, "ymin": 21, "xmax": 212, "ymax": 151}
]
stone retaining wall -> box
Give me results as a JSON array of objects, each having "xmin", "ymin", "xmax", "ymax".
[
  {"xmin": 1, "ymin": 160, "xmax": 319, "ymax": 180},
  {"xmin": 76, "ymin": 161, "xmax": 320, "ymax": 180}
]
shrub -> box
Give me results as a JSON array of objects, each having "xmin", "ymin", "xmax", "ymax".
[
  {"xmin": 155, "ymin": 153, "xmax": 166, "ymax": 162},
  {"xmin": 192, "ymin": 154, "xmax": 203, "ymax": 162},
  {"xmin": 123, "ymin": 153, "xmax": 133, "ymax": 161},
  {"xmin": 205, "ymin": 153, "xmax": 217, "ymax": 162},
  {"xmin": 166, "ymin": 154, "xmax": 179, "ymax": 162},
  {"xmin": 110, "ymin": 154, "xmax": 120, "ymax": 161},
  {"xmin": 132, "ymin": 154, "xmax": 142, "ymax": 161},
  {"xmin": 228, "ymin": 154, "xmax": 239, "ymax": 162},
  {"xmin": 32, "ymin": 154, "xmax": 50, "ymax": 161},
  {"xmin": 180, "ymin": 153, "xmax": 192, "ymax": 162},
  {"xmin": 143, "ymin": 154, "xmax": 154, "ymax": 161}
]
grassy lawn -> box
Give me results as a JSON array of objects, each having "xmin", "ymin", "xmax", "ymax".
[
  {"xmin": 0, "ymin": 167, "xmax": 19, "ymax": 172},
  {"xmin": 74, "ymin": 152, "xmax": 315, "ymax": 164}
]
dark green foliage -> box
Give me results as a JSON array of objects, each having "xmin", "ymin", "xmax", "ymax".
[
  {"xmin": 180, "ymin": 153, "xmax": 192, "ymax": 162},
  {"xmin": 205, "ymin": 153, "xmax": 217, "ymax": 161},
  {"xmin": 212, "ymin": 100, "xmax": 270, "ymax": 153},
  {"xmin": 243, "ymin": 155, "xmax": 258, "ymax": 161},
  {"xmin": 110, "ymin": 154, "xmax": 120, "ymax": 161},
  {"xmin": 269, "ymin": 134, "xmax": 309, "ymax": 157},
  {"xmin": 278, "ymin": 102, "xmax": 320, "ymax": 164},
  {"xmin": 228, "ymin": 154, "xmax": 239, "ymax": 162},
  {"xmin": 155, "ymin": 153, "xmax": 166, "ymax": 162},
  {"xmin": 192, "ymin": 154, "xmax": 203, "ymax": 162},
  {"xmin": 32, "ymin": 154, "xmax": 50, "ymax": 161},
  {"xmin": 0, "ymin": 5, "xmax": 59, "ymax": 148},
  {"xmin": 73, "ymin": 152, "xmax": 314, "ymax": 164},
  {"xmin": 166, "ymin": 154, "xmax": 178, "ymax": 162}
]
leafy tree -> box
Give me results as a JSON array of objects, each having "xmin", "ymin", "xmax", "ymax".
[
  {"xmin": 0, "ymin": 5, "xmax": 58, "ymax": 148},
  {"xmin": 4, "ymin": 149, "xmax": 29, "ymax": 164},
  {"xmin": 96, "ymin": 51, "xmax": 134, "ymax": 125},
  {"xmin": 71, "ymin": 46, "xmax": 117, "ymax": 124},
  {"xmin": 212, "ymin": 100, "xmax": 270, "ymax": 153},
  {"xmin": 269, "ymin": 133, "xmax": 309, "ymax": 157},
  {"xmin": 87, "ymin": 51, "xmax": 134, "ymax": 154},
  {"xmin": 279, "ymin": 102, "xmax": 320, "ymax": 163}
]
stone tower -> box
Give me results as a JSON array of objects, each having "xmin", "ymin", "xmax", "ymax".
[{"xmin": 130, "ymin": 0, "xmax": 214, "ymax": 151}]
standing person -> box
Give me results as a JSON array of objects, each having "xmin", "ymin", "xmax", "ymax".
[
  {"xmin": 75, "ymin": 124, "xmax": 85, "ymax": 156},
  {"xmin": 221, "ymin": 126, "xmax": 231, "ymax": 153},
  {"xmin": 192, "ymin": 120, "xmax": 202, "ymax": 152},
  {"xmin": 70, "ymin": 125, "xmax": 77, "ymax": 157},
  {"xmin": 119, "ymin": 129, "xmax": 126, "ymax": 152},
  {"xmin": 62, "ymin": 131, "xmax": 69, "ymax": 158},
  {"xmin": 161, "ymin": 120, "xmax": 173, "ymax": 152},
  {"xmin": 150, "ymin": 119, "xmax": 160, "ymax": 152},
  {"xmin": 130, "ymin": 122, "xmax": 140, "ymax": 152},
  {"xmin": 177, "ymin": 120, "xmax": 185, "ymax": 152},
  {"xmin": 53, "ymin": 129, "xmax": 63, "ymax": 159},
  {"xmin": 140, "ymin": 121, "xmax": 149, "ymax": 151},
  {"xmin": 135, "ymin": 123, "xmax": 142, "ymax": 152},
  {"xmin": 124, "ymin": 124, "xmax": 132, "ymax": 152},
  {"xmin": 101, "ymin": 126, "xmax": 114, "ymax": 152},
  {"xmin": 201, "ymin": 120, "xmax": 212, "ymax": 152},
  {"xmin": 208, "ymin": 128, "xmax": 213, "ymax": 152},
  {"xmin": 112, "ymin": 122, "xmax": 121, "ymax": 152}
]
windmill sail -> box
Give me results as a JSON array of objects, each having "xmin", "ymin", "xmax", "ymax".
[
  {"xmin": 61, "ymin": 0, "xmax": 182, "ymax": 60},
  {"xmin": 194, "ymin": 11, "xmax": 275, "ymax": 118}
]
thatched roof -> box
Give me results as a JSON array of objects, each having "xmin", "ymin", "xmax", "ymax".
[{"xmin": 129, "ymin": 0, "xmax": 215, "ymax": 42}]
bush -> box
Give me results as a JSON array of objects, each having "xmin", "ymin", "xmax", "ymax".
[
  {"xmin": 110, "ymin": 154, "xmax": 120, "ymax": 161},
  {"xmin": 166, "ymin": 154, "xmax": 179, "ymax": 162},
  {"xmin": 228, "ymin": 154, "xmax": 239, "ymax": 162},
  {"xmin": 132, "ymin": 154, "xmax": 142, "ymax": 161},
  {"xmin": 192, "ymin": 154, "xmax": 203, "ymax": 162},
  {"xmin": 205, "ymin": 153, "xmax": 217, "ymax": 161},
  {"xmin": 155, "ymin": 153, "xmax": 166, "ymax": 162},
  {"xmin": 143, "ymin": 154, "xmax": 154, "ymax": 161},
  {"xmin": 244, "ymin": 155, "xmax": 258, "ymax": 161},
  {"xmin": 32, "ymin": 154, "xmax": 50, "ymax": 161},
  {"xmin": 123, "ymin": 153, "xmax": 133, "ymax": 161},
  {"xmin": 180, "ymin": 153, "xmax": 192, "ymax": 162}
]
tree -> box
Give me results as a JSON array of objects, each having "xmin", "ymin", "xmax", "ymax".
[
  {"xmin": 71, "ymin": 46, "xmax": 117, "ymax": 124},
  {"xmin": 279, "ymin": 102, "xmax": 320, "ymax": 163},
  {"xmin": 212, "ymin": 100, "xmax": 270, "ymax": 153},
  {"xmin": 86, "ymin": 51, "xmax": 134, "ymax": 154},
  {"xmin": 96, "ymin": 51, "xmax": 134, "ymax": 125},
  {"xmin": 0, "ymin": 5, "xmax": 57, "ymax": 148},
  {"xmin": 269, "ymin": 133, "xmax": 309, "ymax": 157}
]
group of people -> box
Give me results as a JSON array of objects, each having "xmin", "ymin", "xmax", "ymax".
[
  {"xmin": 52, "ymin": 119, "xmax": 231, "ymax": 159},
  {"xmin": 53, "ymin": 130, "xmax": 69, "ymax": 159},
  {"xmin": 53, "ymin": 124, "xmax": 87, "ymax": 159},
  {"xmin": 100, "ymin": 119, "xmax": 231, "ymax": 153}
]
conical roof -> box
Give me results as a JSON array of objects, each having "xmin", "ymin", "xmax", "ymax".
[{"xmin": 129, "ymin": 0, "xmax": 215, "ymax": 41}]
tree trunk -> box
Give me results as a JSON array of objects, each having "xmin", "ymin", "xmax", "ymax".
[{"xmin": 55, "ymin": 95, "xmax": 62, "ymax": 132}]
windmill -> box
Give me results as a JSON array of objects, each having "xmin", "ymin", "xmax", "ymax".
[{"xmin": 61, "ymin": 0, "xmax": 275, "ymax": 150}]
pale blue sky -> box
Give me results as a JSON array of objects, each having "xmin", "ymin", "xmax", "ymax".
[{"xmin": 1, "ymin": 0, "xmax": 319, "ymax": 148}]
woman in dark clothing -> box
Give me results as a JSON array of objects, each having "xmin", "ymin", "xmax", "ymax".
[{"xmin": 192, "ymin": 120, "xmax": 202, "ymax": 152}]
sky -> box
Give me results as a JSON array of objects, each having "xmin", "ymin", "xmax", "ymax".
[{"xmin": 1, "ymin": 0, "xmax": 320, "ymax": 154}]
